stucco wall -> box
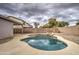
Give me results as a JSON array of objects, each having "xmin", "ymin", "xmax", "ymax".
[
  {"xmin": 58, "ymin": 26, "xmax": 79, "ymax": 35},
  {"xmin": 0, "ymin": 19, "xmax": 13, "ymax": 39},
  {"xmin": 14, "ymin": 26, "xmax": 79, "ymax": 36},
  {"xmin": 14, "ymin": 27, "xmax": 60, "ymax": 33}
]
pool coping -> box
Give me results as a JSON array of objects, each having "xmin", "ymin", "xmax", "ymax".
[{"xmin": 0, "ymin": 33, "xmax": 79, "ymax": 55}]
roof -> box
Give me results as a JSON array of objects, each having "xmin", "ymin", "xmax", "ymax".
[
  {"xmin": 7, "ymin": 16, "xmax": 24, "ymax": 25},
  {"xmin": 0, "ymin": 15, "xmax": 24, "ymax": 25},
  {"xmin": 23, "ymin": 23, "xmax": 33, "ymax": 28}
]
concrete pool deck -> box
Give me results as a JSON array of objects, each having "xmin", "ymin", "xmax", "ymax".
[{"xmin": 0, "ymin": 33, "xmax": 79, "ymax": 55}]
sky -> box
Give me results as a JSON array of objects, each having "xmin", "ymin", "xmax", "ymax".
[{"xmin": 0, "ymin": 3, "xmax": 79, "ymax": 26}]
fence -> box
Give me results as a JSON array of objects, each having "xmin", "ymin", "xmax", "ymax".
[
  {"xmin": 14, "ymin": 26, "xmax": 79, "ymax": 36},
  {"xmin": 14, "ymin": 27, "xmax": 60, "ymax": 34}
]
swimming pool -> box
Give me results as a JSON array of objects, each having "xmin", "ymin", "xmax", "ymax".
[{"xmin": 22, "ymin": 34, "xmax": 67, "ymax": 51}]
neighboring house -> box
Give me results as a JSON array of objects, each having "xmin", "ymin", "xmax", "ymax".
[{"xmin": 0, "ymin": 15, "xmax": 24, "ymax": 39}]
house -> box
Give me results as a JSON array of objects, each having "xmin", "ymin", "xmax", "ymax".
[
  {"xmin": 0, "ymin": 15, "xmax": 24, "ymax": 39},
  {"xmin": 7, "ymin": 16, "xmax": 33, "ymax": 33},
  {"xmin": 23, "ymin": 22, "xmax": 33, "ymax": 28}
]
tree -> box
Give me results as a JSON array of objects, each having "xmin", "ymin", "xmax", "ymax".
[
  {"xmin": 34, "ymin": 22, "xmax": 39, "ymax": 28},
  {"xmin": 41, "ymin": 18, "xmax": 69, "ymax": 28},
  {"xmin": 41, "ymin": 18, "xmax": 57, "ymax": 28},
  {"xmin": 48, "ymin": 18, "xmax": 58, "ymax": 28},
  {"xmin": 58, "ymin": 21, "xmax": 69, "ymax": 27},
  {"xmin": 76, "ymin": 21, "xmax": 79, "ymax": 25},
  {"xmin": 42, "ymin": 24, "xmax": 49, "ymax": 28}
]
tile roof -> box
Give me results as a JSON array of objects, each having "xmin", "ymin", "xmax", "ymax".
[{"xmin": 0, "ymin": 15, "xmax": 23, "ymax": 25}]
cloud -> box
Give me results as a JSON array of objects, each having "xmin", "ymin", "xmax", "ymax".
[{"xmin": 0, "ymin": 3, "xmax": 79, "ymax": 26}]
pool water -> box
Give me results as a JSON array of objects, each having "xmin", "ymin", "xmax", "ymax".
[{"xmin": 22, "ymin": 34, "xmax": 67, "ymax": 51}]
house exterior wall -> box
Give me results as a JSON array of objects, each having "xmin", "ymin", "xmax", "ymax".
[{"xmin": 0, "ymin": 19, "xmax": 13, "ymax": 39}]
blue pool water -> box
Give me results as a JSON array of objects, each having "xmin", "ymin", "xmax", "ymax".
[{"xmin": 22, "ymin": 34, "xmax": 67, "ymax": 51}]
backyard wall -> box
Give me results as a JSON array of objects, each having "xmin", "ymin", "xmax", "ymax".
[
  {"xmin": 0, "ymin": 19, "xmax": 13, "ymax": 39},
  {"xmin": 58, "ymin": 26, "xmax": 79, "ymax": 35},
  {"xmin": 14, "ymin": 26, "xmax": 79, "ymax": 36},
  {"xmin": 14, "ymin": 27, "xmax": 60, "ymax": 33}
]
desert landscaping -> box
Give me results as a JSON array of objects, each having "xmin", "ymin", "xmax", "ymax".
[
  {"xmin": 0, "ymin": 3, "xmax": 79, "ymax": 55},
  {"xmin": 0, "ymin": 25, "xmax": 79, "ymax": 55}
]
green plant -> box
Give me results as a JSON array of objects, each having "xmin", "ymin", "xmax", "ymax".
[
  {"xmin": 41, "ymin": 18, "xmax": 69, "ymax": 28},
  {"xmin": 34, "ymin": 22, "xmax": 39, "ymax": 28},
  {"xmin": 76, "ymin": 21, "xmax": 79, "ymax": 25},
  {"xmin": 58, "ymin": 21, "xmax": 69, "ymax": 27}
]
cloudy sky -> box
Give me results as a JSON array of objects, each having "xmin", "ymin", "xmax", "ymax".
[{"xmin": 0, "ymin": 3, "xmax": 79, "ymax": 26}]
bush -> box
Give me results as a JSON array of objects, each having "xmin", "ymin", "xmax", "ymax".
[
  {"xmin": 41, "ymin": 18, "xmax": 69, "ymax": 28},
  {"xmin": 76, "ymin": 21, "xmax": 79, "ymax": 25}
]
